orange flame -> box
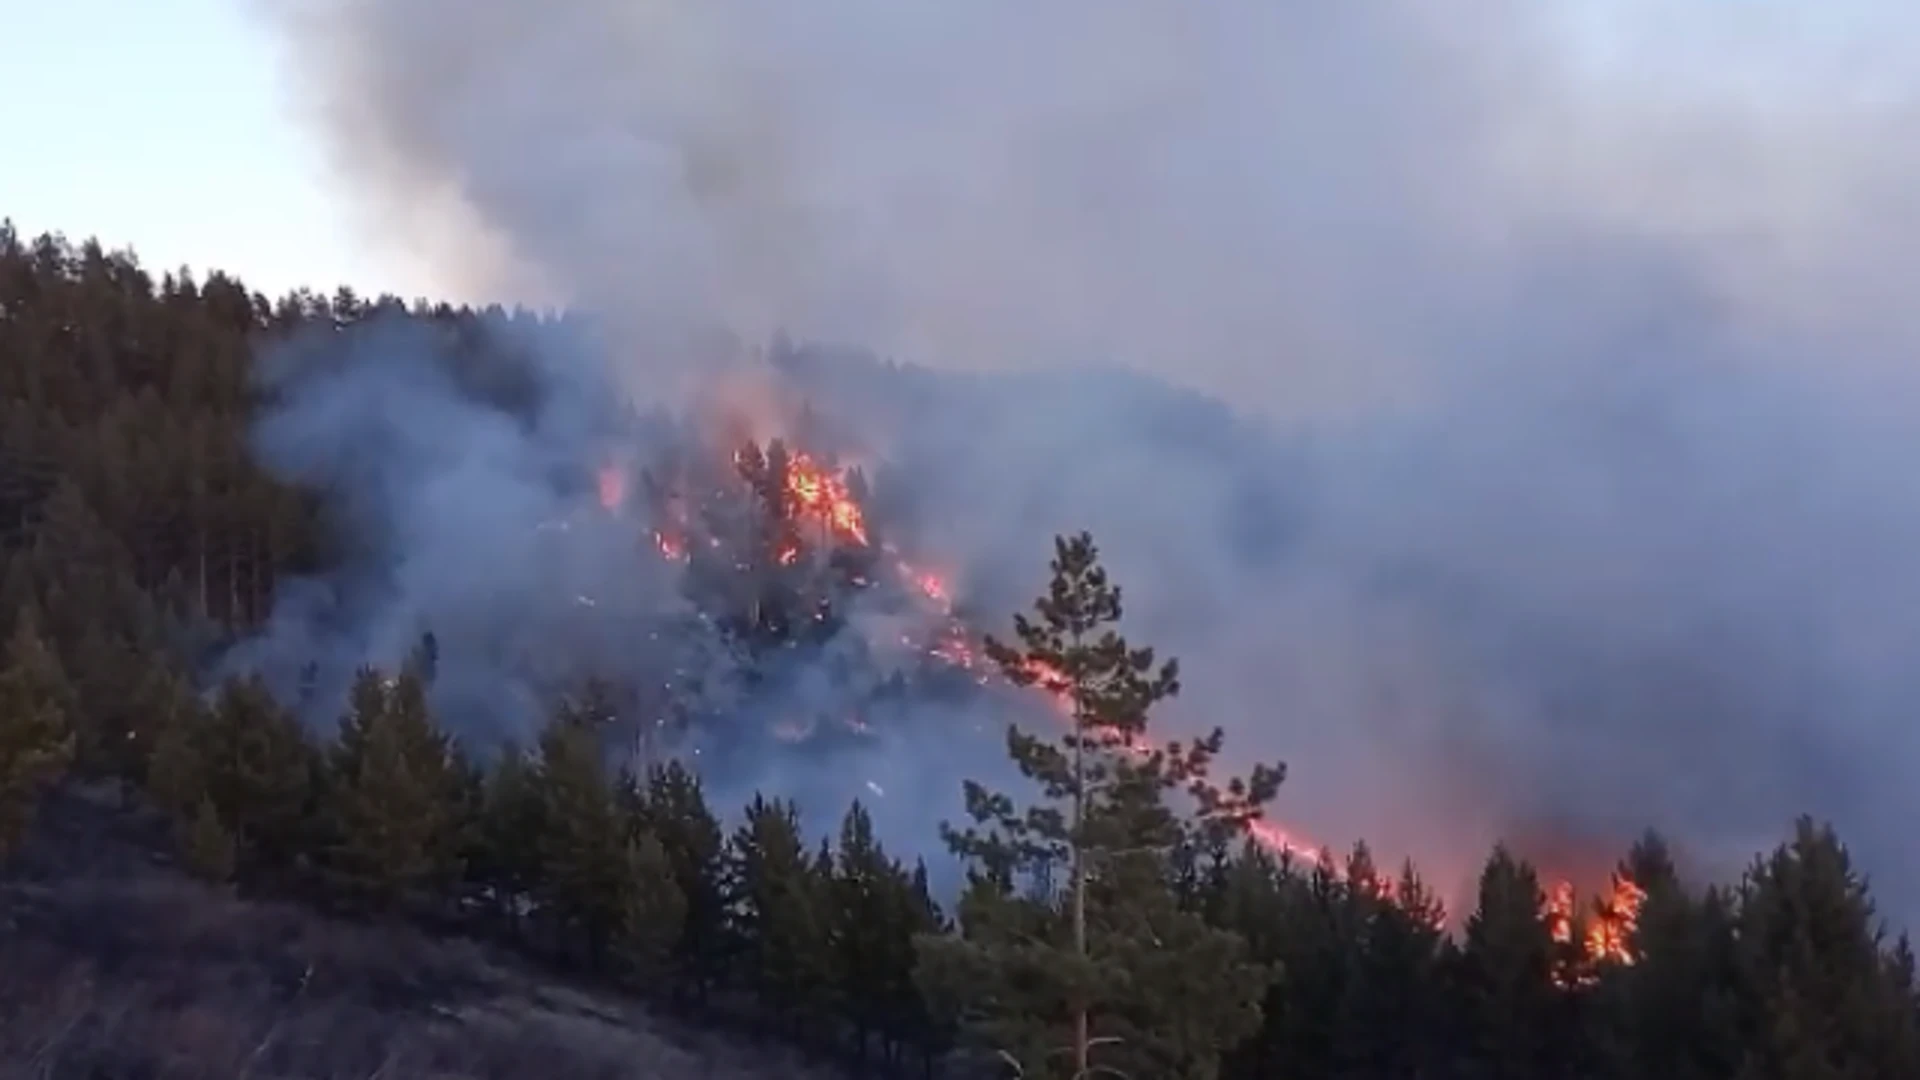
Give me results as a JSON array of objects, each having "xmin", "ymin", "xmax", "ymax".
[
  {"xmin": 785, "ymin": 452, "xmax": 868, "ymax": 545},
  {"xmin": 1546, "ymin": 880, "xmax": 1578, "ymax": 946},
  {"xmin": 1545, "ymin": 872, "xmax": 1645, "ymax": 984},
  {"xmin": 1586, "ymin": 872, "xmax": 1646, "ymax": 965}
]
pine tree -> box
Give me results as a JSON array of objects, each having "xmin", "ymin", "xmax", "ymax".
[
  {"xmin": 917, "ymin": 532, "xmax": 1279, "ymax": 1080},
  {"xmin": 0, "ymin": 609, "xmax": 73, "ymax": 857},
  {"xmin": 1732, "ymin": 818, "xmax": 1920, "ymax": 1080},
  {"xmin": 897, "ymin": 860, "xmax": 957, "ymax": 1075},
  {"xmin": 1596, "ymin": 833, "xmax": 1741, "ymax": 1080},
  {"xmin": 321, "ymin": 667, "xmax": 461, "ymax": 910},
  {"xmin": 444, "ymin": 745, "xmax": 489, "ymax": 916},
  {"xmin": 638, "ymin": 760, "xmax": 732, "ymax": 1003},
  {"xmin": 832, "ymin": 800, "xmax": 899, "ymax": 1065},
  {"xmin": 617, "ymin": 831, "xmax": 687, "ymax": 979},
  {"xmin": 531, "ymin": 701, "xmax": 635, "ymax": 970},
  {"xmin": 1325, "ymin": 847, "xmax": 1450, "ymax": 1078},
  {"xmin": 728, "ymin": 793, "xmax": 834, "ymax": 1041},
  {"xmin": 1454, "ymin": 845, "xmax": 1563, "ymax": 1080},
  {"xmin": 473, "ymin": 742, "xmax": 543, "ymax": 937},
  {"xmin": 197, "ymin": 673, "xmax": 320, "ymax": 875},
  {"xmin": 1368, "ymin": 860, "xmax": 1451, "ymax": 1074},
  {"xmin": 1213, "ymin": 844, "xmax": 1293, "ymax": 1080},
  {"xmin": 1240, "ymin": 848, "xmax": 1346, "ymax": 1078}
]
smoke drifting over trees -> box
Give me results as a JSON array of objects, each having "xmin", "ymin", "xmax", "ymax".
[{"xmin": 243, "ymin": 0, "xmax": 1920, "ymax": 914}]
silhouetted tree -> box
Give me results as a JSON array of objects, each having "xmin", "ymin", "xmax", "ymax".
[{"xmin": 1452, "ymin": 843, "xmax": 1596, "ymax": 1080}]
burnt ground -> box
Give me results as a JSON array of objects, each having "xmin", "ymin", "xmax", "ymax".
[{"xmin": 0, "ymin": 783, "xmax": 836, "ymax": 1080}]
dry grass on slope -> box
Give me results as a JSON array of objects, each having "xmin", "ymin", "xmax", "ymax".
[{"xmin": 0, "ymin": 784, "xmax": 837, "ymax": 1080}]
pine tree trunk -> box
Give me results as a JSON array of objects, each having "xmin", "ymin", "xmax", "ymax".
[{"xmin": 1072, "ymin": 670, "xmax": 1089, "ymax": 1080}]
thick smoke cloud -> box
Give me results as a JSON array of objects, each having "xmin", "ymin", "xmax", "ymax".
[
  {"xmin": 220, "ymin": 317, "xmax": 671, "ymax": 736},
  {"xmin": 247, "ymin": 0, "xmax": 1920, "ymax": 914}
]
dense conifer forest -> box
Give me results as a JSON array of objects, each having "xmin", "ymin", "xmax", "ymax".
[{"xmin": 3, "ymin": 222, "xmax": 1918, "ymax": 1079}]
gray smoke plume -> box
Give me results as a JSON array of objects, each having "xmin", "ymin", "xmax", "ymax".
[{"xmin": 245, "ymin": 0, "xmax": 1920, "ymax": 915}]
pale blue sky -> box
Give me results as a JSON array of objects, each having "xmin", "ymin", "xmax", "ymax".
[{"xmin": 0, "ymin": 0, "xmax": 406, "ymax": 297}]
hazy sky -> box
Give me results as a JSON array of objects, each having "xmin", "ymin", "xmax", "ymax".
[
  {"xmin": 0, "ymin": 0, "xmax": 422, "ymax": 297},
  {"xmin": 1, "ymin": 0, "xmax": 1909, "ymax": 305}
]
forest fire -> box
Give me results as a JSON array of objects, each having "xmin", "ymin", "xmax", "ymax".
[
  {"xmin": 605, "ymin": 432, "xmax": 1643, "ymax": 967},
  {"xmin": 1585, "ymin": 872, "xmax": 1648, "ymax": 964},
  {"xmin": 785, "ymin": 451, "xmax": 869, "ymax": 545},
  {"xmin": 1546, "ymin": 872, "xmax": 1647, "ymax": 983}
]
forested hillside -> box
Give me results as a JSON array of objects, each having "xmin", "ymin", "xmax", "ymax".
[{"xmin": 3, "ymin": 222, "xmax": 1918, "ymax": 1079}]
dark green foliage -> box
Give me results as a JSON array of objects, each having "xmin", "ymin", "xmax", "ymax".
[
  {"xmin": 1454, "ymin": 845, "xmax": 1562, "ymax": 1080},
  {"xmin": 833, "ymin": 801, "xmax": 897, "ymax": 1058},
  {"xmin": 471, "ymin": 741, "xmax": 543, "ymax": 934},
  {"xmin": 1729, "ymin": 819, "xmax": 1920, "ymax": 1080},
  {"xmin": 830, "ymin": 801, "xmax": 953, "ymax": 1069},
  {"xmin": 530, "ymin": 703, "xmax": 642, "ymax": 970},
  {"xmin": 630, "ymin": 759, "xmax": 732, "ymax": 1001},
  {"xmin": 728, "ymin": 794, "xmax": 835, "ymax": 1038},
  {"xmin": 140, "ymin": 671, "xmax": 320, "ymax": 883},
  {"xmin": 619, "ymin": 830, "xmax": 688, "ymax": 977},
  {"xmin": 0, "ymin": 610, "xmax": 74, "ymax": 856},
  {"xmin": 1593, "ymin": 834, "xmax": 1743, "ymax": 1080},
  {"xmin": 320, "ymin": 666, "xmax": 463, "ymax": 909},
  {"xmin": 188, "ymin": 674, "xmax": 321, "ymax": 875}
]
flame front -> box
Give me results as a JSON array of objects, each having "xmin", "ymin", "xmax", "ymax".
[{"xmin": 609, "ymin": 432, "xmax": 1644, "ymax": 966}]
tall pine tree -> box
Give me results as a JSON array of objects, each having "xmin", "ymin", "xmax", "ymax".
[{"xmin": 917, "ymin": 532, "xmax": 1280, "ymax": 1080}]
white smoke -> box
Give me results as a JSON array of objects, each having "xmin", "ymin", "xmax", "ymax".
[{"xmin": 246, "ymin": 0, "xmax": 1920, "ymax": 913}]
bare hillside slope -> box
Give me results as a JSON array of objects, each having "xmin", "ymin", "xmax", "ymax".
[{"xmin": 0, "ymin": 784, "xmax": 835, "ymax": 1080}]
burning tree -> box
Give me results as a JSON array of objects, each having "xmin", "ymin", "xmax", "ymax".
[
  {"xmin": 642, "ymin": 435, "xmax": 880, "ymax": 656},
  {"xmin": 914, "ymin": 532, "xmax": 1284, "ymax": 1080},
  {"xmin": 609, "ymin": 423, "xmax": 990, "ymax": 775}
]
